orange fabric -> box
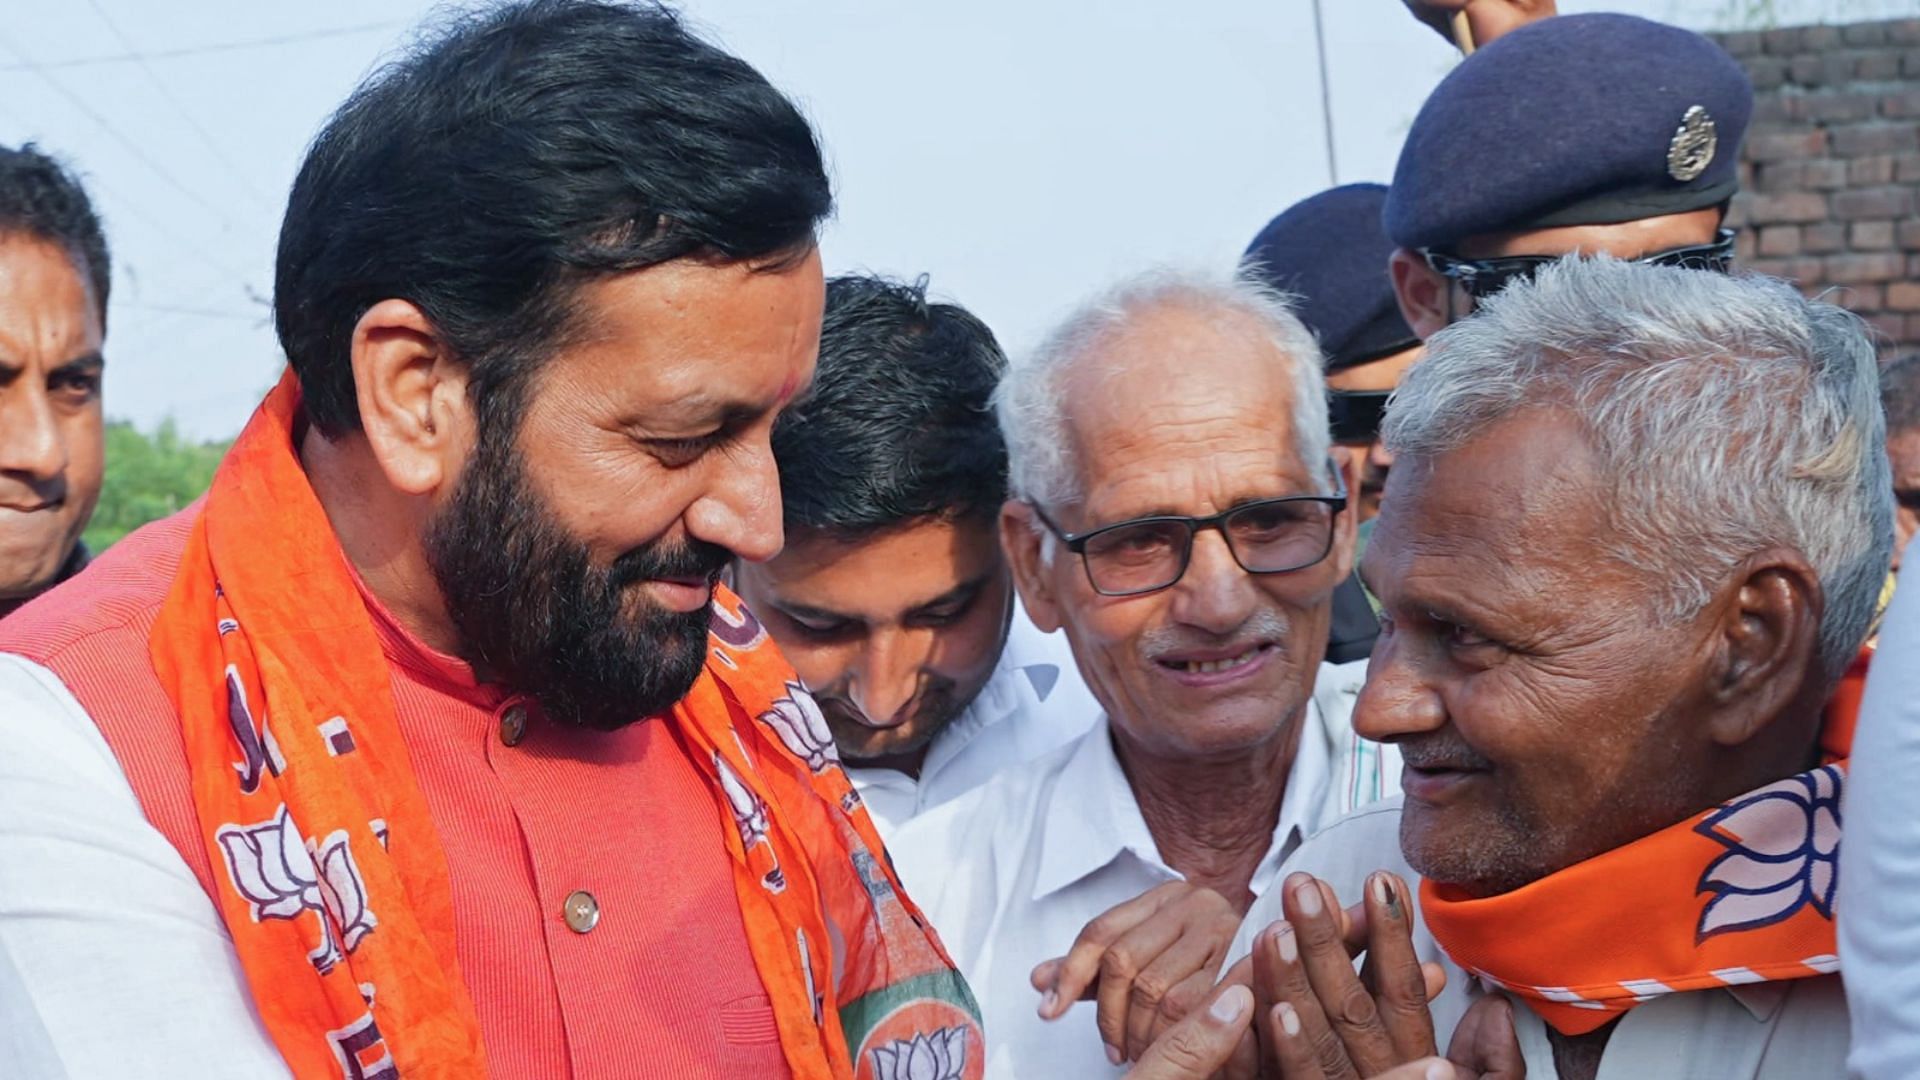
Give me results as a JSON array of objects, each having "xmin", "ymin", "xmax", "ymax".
[
  {"xmin": 1820, "ymin": 643, "xmax": 1873, "ymax": 764},
  {"xmin": 148, "ymin": 372, "xmax": 982, "ymax": 1079},
  {"xmin": 1422, "ymin": 760, "xmax": 1845, "ymax": 1035}
]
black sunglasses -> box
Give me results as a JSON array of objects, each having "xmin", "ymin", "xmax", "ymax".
[{"xmin": 1420, "ymin": 228, "xmax": 1737, "ymax": 301}]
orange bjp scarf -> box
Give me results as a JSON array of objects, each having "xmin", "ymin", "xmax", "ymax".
[
  {"xmin": 149, "ymin": 371, "xmax": 982, "ymax": 1079},
  {"xmin": 1422, "ymin": 758, "xmax": 1847, "ymax": 1036}
]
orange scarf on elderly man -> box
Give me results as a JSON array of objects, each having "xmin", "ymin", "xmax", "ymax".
[
  {"xmin": 148, "ymin": 371, "xmax": 983, "ymax": 1079},
  {"xmin": 1422, "ymin": 754, "xmax": 1846, "ymax": 1036}
]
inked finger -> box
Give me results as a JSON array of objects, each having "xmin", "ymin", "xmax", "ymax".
[{"xmin": 1361, "ymin": 872, "xmax": 1438, "ymax": 1060}]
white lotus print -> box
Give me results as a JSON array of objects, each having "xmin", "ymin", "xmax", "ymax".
[
  {"xmin": 216, "ymin": 807, "xmax": 377, "ymax": 972},
  {"xmin": 869, "ymin": 1026, "xmax": 969, "ymax": 1080},
  {"xmin": 715, "ymin": 751, "xmax": 786, "ymax": 892},
  {"xmin": 1695, "ymin": 764, "xmax": 1842, "ymax": 938},
  {"xmin": 761, "ymin": 682, "xmax": 838, "ymax": 773}
]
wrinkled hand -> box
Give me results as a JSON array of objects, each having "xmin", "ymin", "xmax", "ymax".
[
  {"xmin": 1251, "ymin": 871, "xmax": 1451, "ymax": 1078},
  {"xmin": 1399, "ymin": 0, "xmax": 1557, "ymax": 49},
  {"xmin": 1031, "ymin": 882, "xmax": 1245, "ymax": 1066},
  {"xmin": 1124, "ymin": 984, "xmax": 1257, "ymax": 1080}
]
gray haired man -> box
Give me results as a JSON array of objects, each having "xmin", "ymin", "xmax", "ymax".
[
  {"xmin": 889, "ymin": 270, "xmax": 1401, "ymax": 1078},
  {"xmin": 1229, "ymin": 257, "xmax": 1889, "ymax": 1079}
]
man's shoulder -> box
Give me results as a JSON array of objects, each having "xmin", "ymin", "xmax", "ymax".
[
  {"xmin": 899, "ymin": 727, "xmax": 1086, "ymax": 847},
  {"xmin": 0, "ymin": 508, "xmax": 196, "ymax": 665}
]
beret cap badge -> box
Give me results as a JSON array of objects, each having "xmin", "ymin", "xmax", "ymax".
[{"xmin": 1667, "ymin": 105, "xmax": 1718, "ymax": 183}]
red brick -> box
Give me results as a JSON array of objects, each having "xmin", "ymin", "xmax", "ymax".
[
  {"xmin": 1830, "ymin": 124, "xmax": 1920, "ymax": 157},
  {"xmin": 1826, "ymin": 252, "xmax": 1907, "ymax": 283},
  {"xmin": 1789, "ymin": 53, "xmax": 1845, "ymax": 87},
  {"xmin": 1843, "ymin": 23, "xmax": 1889, "ymax": 48},
  {"xmin": 1759, "ymin": 225, "xmax": 1802, "ymax": 256},
  {"xmin": 1763, "ymin": 27, "xmax": 1804, "ymax": 55},
  {"xmin": 1747, "ymin": 128, "xmax": 1828, "ymax": 161},
  {"xmin": 1849, "ymin": 155, "xmax": 1897, "ymax": 185},
  {"xmin": 1884, "ymin": 87, "xmax": 1920, "ymax": 119},
  {"xmin": 1893, "ymin": 20, "xmax": 1920, "ymax": 46},
  {"xmin": 1749, "ymin": 57, "xmax": 1791, "ymax": 91},
  {"xmin": 1899, "ymin": 220, "xmax": 1920, "ymax": 251},
  {"xmin": 1835, "ymin": 285, "xmax": 1885, "ymax": 313},
  {"xmin": 1746, "ymin": 192, "xmax": 1828, "ymax": 225},
  {"xmin": 1855, "ymin": 50, "xmax": 1904, "ymax": 81},
  {"xmin": 1803, "ymin": 158, "xmax": 1850, "ymax": 190},
  {"xmin": 1802, "ymin": 26, "xmax": 1842, "ymax": 52},
  {"xmin": 1910, "ymin": 254, "xmax": 1920, "ymax": 278},
  {"xmin": 1866, "ymin": 312, "xmax": 1905, "ymax": 343},
  {"xmin": 1718, "ymin": 30, "xmax": 1763, "ymax": 57},
  {"xmin": 1907, "ymin": 314, "xmax": 1920, "ymax": 343},
  {"xmin": 1803, "ymin": 222, "xmax": 1848, "ymax": 254},
  {"xmin": 1806, "ymin": 91, "xmax": 1877, "ymax": 123},
  {"xmin": 1905, "ymin": 50, "xmax": 1920, "ymax": 80},
  {"xmin": 1755, "ymin": 161, "xmax": 1803, "ymax": 193},
  {"xmin": 1897, "ymin": 152, "xmax": 1920, "ymax": 183},
  {"xmin": 1832, "ymin": 186, "xmax": 1915, "ymax": 221},
  {"xmin": 1889, "ymin": 282, "xmax": 1920, "ymax": 312},
  {"xmin": 1751, "ymin": 94, "xmax": 1806, "ymax": 126},
  {"xmin": 1852, "ymin": 221, "xmax": 1896, "ymax": 250}
]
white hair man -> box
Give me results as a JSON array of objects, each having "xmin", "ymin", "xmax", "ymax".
[
  {"xmin": 889, "ymin": 270, "xmax": 1401, "ymax": 1078},
  {"xmin": 1226, "ymin": 257, "xmax": 1889, "ymax": 1078}
]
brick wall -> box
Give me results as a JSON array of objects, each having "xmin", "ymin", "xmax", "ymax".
[{"xmin": 1713, "ymin": 19, "xmax": 1920, "ymax": 356}]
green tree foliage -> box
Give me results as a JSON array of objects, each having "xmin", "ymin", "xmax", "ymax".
[{"xmin": 83, "ymin": 420, "xmax": 230, "ymax": 553}]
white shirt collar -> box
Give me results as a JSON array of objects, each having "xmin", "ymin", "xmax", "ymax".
[{"xmin": 1030, "ymin": 697, "xmax": 1335, "ymax": 903}]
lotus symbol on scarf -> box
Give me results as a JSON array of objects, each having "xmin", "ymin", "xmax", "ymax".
[
  {"xmin": 1695, "ymin": 764, "xmax": 1842, "ymax": 938},
  {"xmin": 868, "ymin": 1026, "xmax": 969, "ymax": 1080},
  {"xmin": 216, "ymin": 806, "xmax": 378, "ymax": 971},
  {"xmin": 716, "ymin": 752, "xmax": 771, "ymax": 849},
  {"xmin": 761, "ymin": 682, "xmax": 839, "ymax": 773}
]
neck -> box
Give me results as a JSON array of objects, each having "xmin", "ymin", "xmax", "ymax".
[
  {"xmin": 300, "ymin": 427, "xmax": 461, "ymax": 656},
  {"xmin": 1113, "ymin": 714, "xmax": 1302, "ymax": 915}
]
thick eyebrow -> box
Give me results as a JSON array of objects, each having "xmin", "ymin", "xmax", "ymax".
[
  {"xmin": 774, "ymin": 573, "xmax": 992, "ymax": 626},
  {"xmin": 49, "ymin": 352, "xmax": 105, "ymax": 378}
]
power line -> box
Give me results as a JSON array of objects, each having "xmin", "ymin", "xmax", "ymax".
[
  {"xmin": 81, "ymin": 0, "xmax": 270, "ymax": 211},
  {"xmin": 0, "ymin": 20, "xmax": 407, "ymax": 73},
  {"xmin": 0, "ymin": 27, "xmax": 241, "ymax": 235}
]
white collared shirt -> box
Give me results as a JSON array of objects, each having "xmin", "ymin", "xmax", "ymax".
[
  {"xmin": 1228, "ymin": 800, "xmax": 1849, "ymax": 1079},
  {"xmin": 846, "ymin": 605, "xmax": 1101, "ymax": 838},
  {"xmin": 892, "ymin": 659, "xmax": 1394, "ymax": 1079},
  {"xmin": 1841, "ymin": 580, "xmax": 1920, "ymax": 1078}
]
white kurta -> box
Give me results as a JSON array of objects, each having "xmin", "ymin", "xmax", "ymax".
[{"xmin": 893, "ymin": 659, "xmax": 1397, "ymax": 1079}]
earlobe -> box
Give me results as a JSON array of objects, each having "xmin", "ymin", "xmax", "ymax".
[
  {"xmin": 1705, "ymin": 554, "xmax": 1822, "ymax": 748},
  {"xmin": 1388, "ymin": 248, "xmax": 1449, "ymax": 341},
  {"xmin": 999, "ymin": 500, "xmax": 1063, "ymax": 633},
  {"xmin": 350, "ymin": 299, "xmax": 470, "ymax": 497}
]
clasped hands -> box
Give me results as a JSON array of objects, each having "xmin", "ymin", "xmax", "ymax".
[{"xmin": 1033, "ymin": 873, "xmax": 1523, "ymax": 1079}]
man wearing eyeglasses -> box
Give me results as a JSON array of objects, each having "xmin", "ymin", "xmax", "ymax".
[
  {"xmin": 1385, "ymin": 13, "xmax": 1750, "ymax": 339},
  {"xmin": 886, "ymin": 270, "xmax": 1401, "ymax": 1078}
]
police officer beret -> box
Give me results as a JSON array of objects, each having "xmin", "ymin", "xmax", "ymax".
[
  {"xmin": 1385, "ymin": 13, "xmax": 1753, "ymax": 251},
  {"xmin": 1241, "ymin": 183, "xmax": 1418, "ymax": 373}
]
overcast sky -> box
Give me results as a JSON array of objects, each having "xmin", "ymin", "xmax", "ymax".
[{"xmin": 3, "ymin": 0, "xmax": 1917, "ymax": 440}]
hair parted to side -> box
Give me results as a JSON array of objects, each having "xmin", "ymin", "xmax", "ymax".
[
  {"xmin": 1882, "ymin": 353, "xmax": 1920, "ymax": 435},
  {"xmin": 274, "ymin": 0, "xmax": 832, "ymax": 438},
  {"xmin": 0, "ymin": 142, "xmax": 110, "ymax": 327},
  {"xmin": 994, "ymin": 268, "xmax": 1330, "ymax": 514},
  {"xmin": 1384, "ymin": 256, "xmax": 1894, "ymax": 683},
  {"xmin": 773, "ymin": 273, "xmax": 1009, "ymax": 538}
]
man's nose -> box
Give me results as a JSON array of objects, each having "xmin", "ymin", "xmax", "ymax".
[
  {"xmin": 1165, "ymin": 529, "xmax": 1259, "ymax": 636},
  {"xmin": 849, "ymin": 628, "xmax": 925, "ymax": 726},
  {"xmin": 0, "ymin": 386, "xmax": 68, "ymax": 487},
  {"xmin": 1353, "ymin": 631, "xmax": 1447, "ymax": 742},
  {"xmin": 686, "ymin": 436, "xmax": 783, "ymax": 564}
]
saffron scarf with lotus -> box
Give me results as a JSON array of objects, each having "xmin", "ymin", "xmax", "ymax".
[
  {"xmin": 148, "ymin": 371, "xmax": 982, "ymax": 1079},
  {"xmin": 1421, "ymin": 753, "xmax": 1847, "ymax": 1036}
]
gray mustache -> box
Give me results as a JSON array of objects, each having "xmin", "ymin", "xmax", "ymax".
[{"xmin": 1137, "ymin": 609, "xmax": 1292, "ymax": 662}]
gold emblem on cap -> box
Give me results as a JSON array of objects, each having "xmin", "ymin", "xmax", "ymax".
[{"xmin": 1667, "ymin": 105, "xmax": 1717, "ymax": 183}]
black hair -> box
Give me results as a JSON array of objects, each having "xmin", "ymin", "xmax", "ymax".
[
  {"xmin": 1885, "ymin": 353, "xmax": 1920, "ymax": 434},
  {"xmin": 274, "ymin": 0, "xmax": 832, "ymax": 438},
  {"xmin": 0, "ymin": 143, "xmax": 110, "ymax": 328},
  {"xmin": 772, "ymin": 273, "xmax": 1009, "ymax": 539}
]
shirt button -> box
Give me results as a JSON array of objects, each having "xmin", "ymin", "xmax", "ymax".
[
  {"xmin": 563, "ymin": 890, "xmax": 600, "ymax": 934},
  {"xmin": 499, "ymin": 704, "xmax": 527, "ymax": 747}
]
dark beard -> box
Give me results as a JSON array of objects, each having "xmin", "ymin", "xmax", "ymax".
[{"xmin": 423, "ymin": 423, "xmax": 729, "ymax": 731}]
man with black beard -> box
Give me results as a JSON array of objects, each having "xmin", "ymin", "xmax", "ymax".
[
  {"xmin": 734, "ymin": 273, "xmax": 1099, "ymax": 836},
  {"xmin": 0, "ymin": 3, "xmax": 980, "ymax": 1078}
]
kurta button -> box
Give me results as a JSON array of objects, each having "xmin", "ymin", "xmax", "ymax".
[
  {"xmin": 499, "ymin": 704, "xmax": 527, "ymax": 747},
  {"xmin": 563, "ymin": 890, "xmax": 600, "ymax": 934}
]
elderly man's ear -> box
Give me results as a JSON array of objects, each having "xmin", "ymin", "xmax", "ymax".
[
  {"xmin": 1001, "ymin": 500, "xmax": 1065, "ymax": 634},
  {"xmin": 1703, "ymin": 549, "xmax": 1824, "ymax": 749}
]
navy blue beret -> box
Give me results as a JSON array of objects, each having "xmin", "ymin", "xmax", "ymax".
[
  {"xmin": 1241, "ymin": 183, "xmax": 1418, "ymax": 373},
  {"xmin": 1385, "ymin": 13, "xmax": 1753, "ymax": 251}
]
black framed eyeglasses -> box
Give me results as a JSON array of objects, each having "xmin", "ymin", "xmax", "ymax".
[
  {"xmin": 1030, "ymin": 493, "xmax": 1347, "ymax": 598},
  {"xmin": 1420, "ymin": 228, "xmax": 1737, "ymax": 302}
]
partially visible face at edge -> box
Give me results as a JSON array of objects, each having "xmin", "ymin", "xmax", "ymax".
[
  {"xmin": 1356, "ymin": 409, "xmax": 1734, "ymax": 897},
  {"xmin": 1888, "ymin": 425, "xmax": 1920, "ymax": 575},
  {"xmin": 426, "ymin": 251, "xmax": 824, "ymax": 730},
  {"xmin": 1327, "ymin": 342, "xmax": 1424, "ymax": 523},
  {"xmin": 0, "ymin": 234, "xmax": 103, "ymax": 607},
  {"xmin": 733, "ymin": 515, "xmax": 1013, "ymax": 769}
]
